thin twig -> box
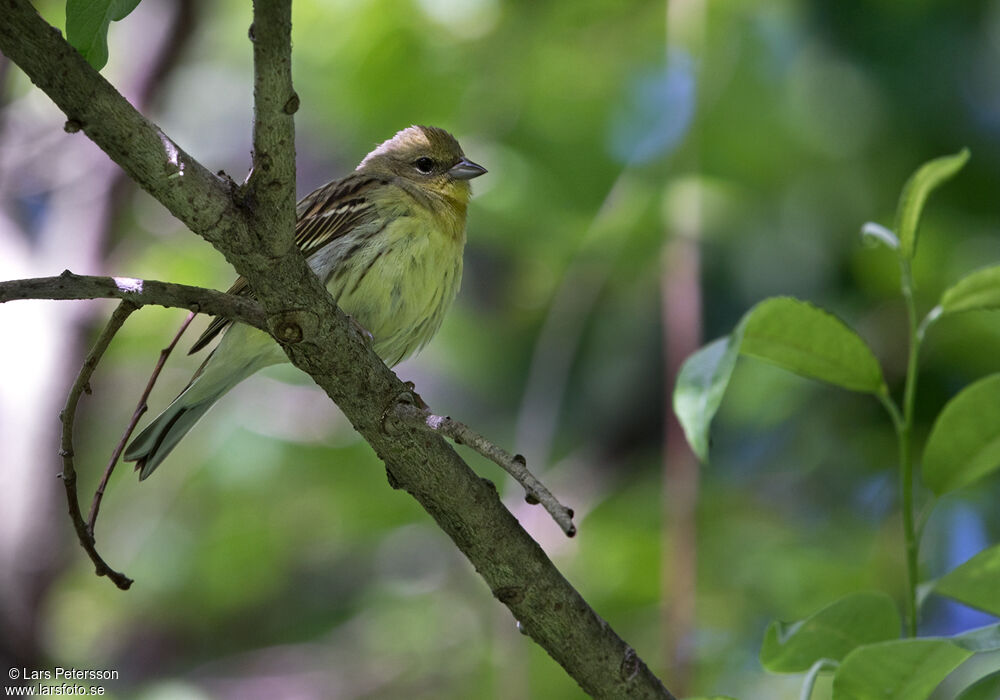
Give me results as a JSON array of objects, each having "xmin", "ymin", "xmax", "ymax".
[
  {"xmin": 60, "ymin": 301, "xmax": 137, "ymax": 590},
  {"xmin": 0, "ymin": 272, "xmax": 267, "ymax": 331},
  {"xmin": 87, "ymin": 311, "xmax": 196, "ymax": 536},
  {"xmin": 392, "ymin": 401, "xmax": 576, "ymax": 537}
]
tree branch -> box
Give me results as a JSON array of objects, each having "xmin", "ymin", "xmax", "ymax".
[
  {"xmin": 0, "ymin": 3, "xmax": 674, "ymax": 696},
  {"xmin": 59, "ymin": 302, "xmax": 137, "ymax": 590},
  {"xmin": 391, "ymin": 400, "xmax": 577, "ymax": 537},
  {"xmin": 0, "ymin": 272, "xmax": 267, "ymax": 330},
  {"xmin": 248, "ymin": 0, "xmax": 297, "ymax": 257},
  {"xmin": 86, "ymin": 311, "xmax": 197, "ymax": 536}
]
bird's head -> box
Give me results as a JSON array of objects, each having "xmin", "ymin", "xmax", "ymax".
[{"xmin": 357, "ymin": 125, "xmax": 486, "ymax": 207}]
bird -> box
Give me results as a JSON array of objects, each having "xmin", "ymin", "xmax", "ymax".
[{"xmin": 124, "ymin": 125, "xmax": 486, "ymax": 479}]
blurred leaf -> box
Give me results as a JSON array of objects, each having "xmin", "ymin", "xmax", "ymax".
[
  {"xmin": 831, "ymin": 639, "xmax": 971, "ymax": 700},
  {"xmin": 955, "ymin": 670, "xmax": 1000, "ymax": 700},
  {"xmin": 922, "ymin": 374, "xmax": 1000, "ymax": 495},
  {"xmin": 760, "ymin": 591, "xmax": 900, "ymax": 672},
  {"xmin": 739, "ymin": 297, "xmax": 885, "ymax": 394},
  {"xmin": 66, "ymin": 0, "xmax": 142, "ymax": 70},
  {"xmin": 940, "ymin": 265, "xmax": 1000, "ymax": 315},
  {"xmin": 951, "ymin": 622, "xmax": 1000, "ymax": 653},
  {"xmin": 673, "ymin": 336, "xmax": 739, "ymax": 462},
  {"xmin": 934, "ymin": 544, "xmax": 1000, "ymax": 616},
  {"xmin": 895, "ymin": 148, "xmax": 970, "ymax": 259}
]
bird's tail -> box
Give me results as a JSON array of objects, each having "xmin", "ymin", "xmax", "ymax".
[
  {"xmin": 123, "ymin": 393, "xmax": 217, "ymax": 480},
  {"xmin": 123, "ymin": 357, "xmax": 252, "ymax": 480},
  {"xmin": 124, "ymin": 322, "xmax": 287, "ymax": 479}
]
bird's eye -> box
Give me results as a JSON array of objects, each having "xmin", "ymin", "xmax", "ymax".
[{"xmin": 414, "ymin": 157, "xmax": 434, "ymax": 174}]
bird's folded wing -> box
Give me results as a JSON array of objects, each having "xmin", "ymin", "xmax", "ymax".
[{"xmin": 188, "ymin": 173, "xmax": 386, "ymax": 354}]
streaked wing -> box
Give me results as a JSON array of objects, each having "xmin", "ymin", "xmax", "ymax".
[
  {"xmin": 188, "ymin": 173, "xmax": 386, "ymax": 354},
  {"xmin": 294, "ymin": 173, "xmax": 384, "ymax": 258}
]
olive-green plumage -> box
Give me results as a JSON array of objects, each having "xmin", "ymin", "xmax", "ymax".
[{"xmin": 124, "ymin": 126, "xmax": 485, "ymax": 479}]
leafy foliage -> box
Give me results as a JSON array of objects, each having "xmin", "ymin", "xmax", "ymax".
[
  {"xmin": 831, "ymin": 639, "xmax": 971, "ymax": 700},
  {"xmin": 934, "ymin": 544, "xmax": 1000, "ymax": 616},
  {"xmin": 738, "ymin": 297, "xmax": 885, "ymax": 394},
  {"xmin": 894, "ymin": 148, "xmax": 969, "ymax": 259},
  {"xmin": 674, "ymin": 336, "xmax": 739, "ymax": 462},
  {"xmin": 674, "ymin": 298, "xmax": 886, "ymax": 463},
  {"xmin": 760, "ymin": 592, "xmax": 900, "ymax": 673},
  {"xmin": 923, "ymin": 374, "xmax": 1000, "ymax": 495},
  {"xmin": 940, "ymin": 265, "xmax": 1000, "ymax": 315},
  {"xmin": 673, "ymin": 152, "xmax": 1000, "ymax": 698}
]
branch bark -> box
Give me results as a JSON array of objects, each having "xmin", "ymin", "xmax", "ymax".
[
  {"xmin": 248, "ymin": 0, "xmax": 297, "ymax": 257},
  {"xmin": 392, "ymin": 401, "xmax": 577, "ymax": 537},
  {"xmin": 0, "ymin": 2, "xmax": 674, "ymax": 696},
  {"xmin": 59, "ymin": 301, "xmax": 136, "ymax": 590},
  {"xmin": 0, "ymin": 272, "xmax": 267, "ymax": 328}
]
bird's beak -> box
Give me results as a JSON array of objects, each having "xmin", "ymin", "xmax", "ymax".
[{"xmin": 449, "ymin": 158, "xmax": 487, "ymax": 180}]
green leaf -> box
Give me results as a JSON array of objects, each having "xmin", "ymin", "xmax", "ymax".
[
  {"xmin": 673, "ymin": 336, "xmax": 740, "ymax": 462},
  {"xmin": 955, "ymin": 670, "xmax": 1000, "ymax": 700},
  {"xmin": 895, "ymin": 148, "xmax": 970, "ymax": 259},
  {"xmin": 831, "ymin": 639, "xmax": 972, "ymax": 700},
  {"xmin": 934, "ymin": 544, "xmax": 1000, "ymax": 616},
  {"xmin": 760, "ymin": 592, "xmax": 900, "ymax": 673},
  {"xmin": 940, "ymin": 265, "xmax": 1000, "ymax": 315},
  {"xmin": 739, "ymin": 297, "xmax": 885, "ymax": 394},
  {"xmin": 952, "ymin": 622, "xmax": 1000, "ymax": 653},
  {"xmin": 922, "ymin": 374, "xmax": 1000, "ymax": 495},
  {"xmin": 672, "ymin": 297, "xmax": 885, "ymax": 461},
  {"xmin": 66, "ymin": 0, "xmax": 143, "ymax": 70}
]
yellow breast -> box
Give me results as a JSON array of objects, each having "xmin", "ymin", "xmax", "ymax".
[{"xmin": 323, "ymin": 200, "xmax": 466, "ymax": 367}]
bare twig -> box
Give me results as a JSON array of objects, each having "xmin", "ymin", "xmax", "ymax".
[
  {"xmin": 86, "ymin": 311, "xmax": 196, "ymax": 536},
  {"xmin": 0, "ymin": 272, "xmax": 267, "ymax": 330},
  {"xmin": 0, "ymin": 271, "xmax": 260, "ymax": 569},
  {"xmin": 391, "ymin": 401, "xmax": 577, "ymax": 537},
  {"xmin": 59, "ymin": 302, "xmax": 137, "ymax": 590}
]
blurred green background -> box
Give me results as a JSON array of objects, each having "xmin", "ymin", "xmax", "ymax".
[{"xmin": 2, "ymin": 0, "xmax": 1000, "ymax": 698}]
